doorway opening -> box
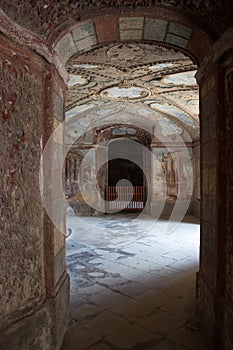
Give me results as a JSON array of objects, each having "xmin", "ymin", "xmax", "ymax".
[
  {"xmin": 106, "ymin": 138, "xmax": 147, "ymax": 213},
  {"xmin": 63, "ymin": 41, "xmax": 203, "ymax": 349}
]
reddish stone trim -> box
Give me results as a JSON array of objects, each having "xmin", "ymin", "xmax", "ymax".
[
  {"xmin": 53, "ymin": 13, "xmax": 213, "ymax": 67},
  {"xmin": 0, "ymin": 9, "xmax": 69, "ymax": 83}
]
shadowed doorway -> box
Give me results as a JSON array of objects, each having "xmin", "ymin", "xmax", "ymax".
[{"xmin": 106, "ymin": 138, "xmax": 147, "ymax": 212}]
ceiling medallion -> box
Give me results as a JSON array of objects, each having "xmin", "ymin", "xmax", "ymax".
[
  {"xmin": 100, "ymin": 84, "xmax": 150, "ymax": 100},
  {"xmin": 106, "ymin": 44, "xmax": 145, "ymax": 64},
  {"xmin": 68, "ymin": 74, "xmax": 90, "ymax": 88},
  {"xmin": 162, "ymin": 70, "xmax": 197, "ymax": 86}
]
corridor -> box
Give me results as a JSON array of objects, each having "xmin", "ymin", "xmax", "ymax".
[{"xmin": 62, "ymin": 214, "xmax": 208, "ymax": 350}]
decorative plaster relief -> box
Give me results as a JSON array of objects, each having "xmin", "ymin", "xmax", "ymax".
[
  {"xmin": 66, "ymin": 43, "xmax": 199, "ymax": 139},
  {"xmin": 164, "ymin": 90, "xmax": 199, "ymax": 118},
  {"xmin": 112, "ymin": 127, "xmax": 136, "ymax": 135},
  {"xmin": 149, "ymin": 63, "xmax": 174, "ymax": 70},
  {"xmin": 73, "ymin": 64, "xmax": 98, "ymax": 69},
  {"xmin": 157, "ymin": 117, "xmax": 183, "ymax": 136},
  {"xmin": 100, "ymin": 86, "xmax": 150, "ymax": 100},
  {"xmin": 162, "ymin": 70, "xmax": 197, "ymax": 86},
  {"xmin": 106, "ymin": 44, "xmax": 145, "ymax": 63},
  {"xmin": 65, "ymin": 103, "xmax": 95, "ymax": 120},
  {"xmin": 68, "ymin": 74, "xmax": 90, "ymax": 87},
  {"xmin": 150, "ymin": 103, "xmax": 198, "ymax": 128}
]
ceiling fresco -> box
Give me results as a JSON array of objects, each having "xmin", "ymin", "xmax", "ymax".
[{"xmin": 66, "ymin": 43, "xmax": 199, "ymax": 141}]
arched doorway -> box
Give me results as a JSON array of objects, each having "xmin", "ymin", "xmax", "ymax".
[
  {"xmin": 108, "ymin": 139, "xmax": 144, "ymax": 188},
  {"xmin": 1, "ymin": 3, "xmax": 233, "ymax": 349},
  {"xmin": 107, "ymin": 138, "xmax": 146, "ymax": 212},
  {"xmin": 62, "ymin": 39, "xmax": 203, "ymax": 349}
]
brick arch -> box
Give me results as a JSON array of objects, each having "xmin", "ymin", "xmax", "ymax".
[{"xmin": 53, "ymin": 12, "xmax": 213, "ymax": 66}]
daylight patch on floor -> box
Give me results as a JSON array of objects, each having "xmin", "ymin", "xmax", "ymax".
[{"xmin": 62, "ymin": 214, "xmax": 208, "ymax": 350}]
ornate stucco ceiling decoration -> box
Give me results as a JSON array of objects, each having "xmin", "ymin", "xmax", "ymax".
[
  {"xmin": 0, "ymin": 0, "xmax": 231, "ymax": 40},
  {"xmin": 70, "ymin": 43, "xmax": 188, "ymax": 69},
  {"xmin": 162, "ymin": 70, "xmax": 197, "ymax": 86},
  {"xmin": 106, "ymin": 44, "xmax": 145, "ymax": 65},
  {"xmin": 100, "ymin": 85, "xmax": 151, "ymax": 100},
  {"xmin": 65, "ymin": 102, "xmax": 194, "ymax": 145},
  {"xmin": 68, "ymin": 74, "xmax": 90, "ymax": 87},
  {"xmin": 66, "ymin": 43, "xmax": 199, "ymax": 140}
]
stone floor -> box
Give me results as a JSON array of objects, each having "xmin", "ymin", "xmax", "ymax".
[{"xmin": 62, "ymin": 213, "xmax": 209, "ymax": 350}]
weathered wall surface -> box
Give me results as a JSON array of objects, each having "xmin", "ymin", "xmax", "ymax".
[
  {"xmin": 193, "ymin": 141, "xmax": 200, "ymax": 216},
  {"xmin": 198, "ymin": 70, "xmax": 217, "ymax": 348},
  {"xmin": 197, "ymin": 26, "xmax": 233, "ymax": 350},
  {"xmin": 0, "ymin": 0, "xmax": 231, "ymax": 40},
  {"xmin": 0, "ymin": 32, "xmax": 69, "ymax": 349},
  {"xmin": 0, "ymin": 33, "xmax": 45, "ymax": 328},
  {"xmin": 221, "ymin": 54, "xmax": 233, "ymax": 350}
]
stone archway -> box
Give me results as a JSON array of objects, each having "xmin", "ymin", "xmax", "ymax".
[
  {"xmin": 56, "ymin": 19, "xmax": 233, "ymax": 347},
  {"xmin": 1, "ymin": 3, "xmax": 233, "ymax": 348},
  {"xmin": 48, "ymin": 22, "xmax": 233, "ymax": 348}
]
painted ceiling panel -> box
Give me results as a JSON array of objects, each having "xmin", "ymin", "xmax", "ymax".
[{"xmin": 66, "ymin": 43, "xmax": 199, "ymax": 140}]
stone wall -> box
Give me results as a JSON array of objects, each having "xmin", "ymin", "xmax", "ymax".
[
  {"xmin": 0, "ymin": 32, "xmax": 69, "ymax": 350},
  {"xmin": 193, "ymin": 141, "xmax": 200, "ymax": 217},
  {"xmin": 196, "ymin": 26, "xmax": 233, "ymax": 350},
  {"xmin": 0, "ymin": 32, "xmax": 45, "ymax": 330},
  {"xmin": 0, "ymin": 0, "xmax": 231, "ymax": 40},
  {"xmin": 221, "ymin": 52, "xmax": 233, "ymax": 350},
  {"xmin": 198, "ymin": 71, "xmax": 217, "ymax": 347}
]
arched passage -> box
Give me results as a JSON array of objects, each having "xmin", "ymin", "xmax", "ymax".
[
  {"xmin": 53, "ymin": 12, "xmax": 213, "ymax": 66},
  {"xmin": 107, "ymin": 138, "xmax": 146, "ymax": 212},
  {"xmin": 1, "ymin": 3, "xmax": 233, "ymax": 349},
  {"xmin": 49, "ymin": 22, "xmax": 233, "ymax": 348},
  {"xmin": 108, "ymin": 139, "xmax": 144, "ymax": 187}
]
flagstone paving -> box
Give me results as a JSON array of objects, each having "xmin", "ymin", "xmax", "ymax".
[{"xmin": 62, "ymin": 214, "xmax": 208, "ymax": 350}]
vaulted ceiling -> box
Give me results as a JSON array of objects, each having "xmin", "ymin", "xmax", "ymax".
[{"xmin": 66, "ymin": 43, "xmax": 199, "ymax": 142}]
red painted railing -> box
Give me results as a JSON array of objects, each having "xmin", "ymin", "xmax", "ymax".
[{"xmin": 105, "ymin": 186, "xmax": 144, "ymax": 211}]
